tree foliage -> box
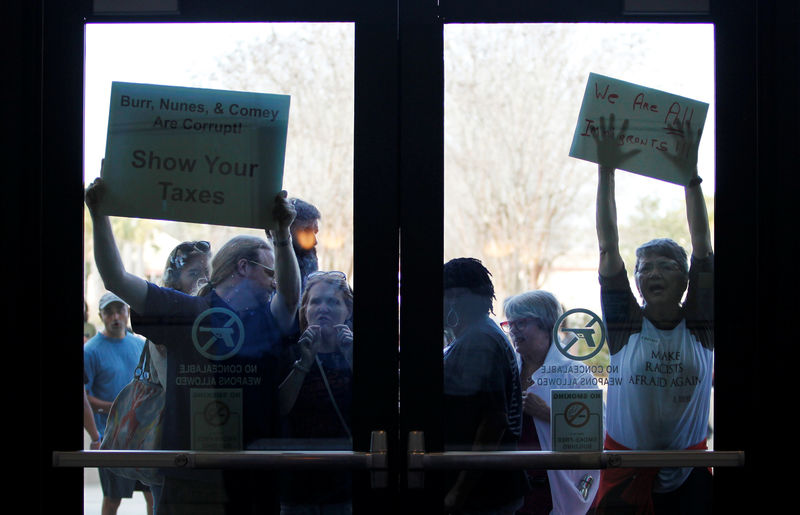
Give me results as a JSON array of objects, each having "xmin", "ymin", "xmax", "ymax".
[
  {"xmin": 213, "ymin": 24, "xmax": 355, "ymax": 278},
  {"xmin": 444, "ymin": 25, "xmax": 649, "ymax": 304}
]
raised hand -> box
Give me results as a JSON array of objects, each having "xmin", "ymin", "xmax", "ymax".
[
  {"xmin": 665, "ymin": 119, "xmax": 702, "ymax": 179},
  {"xmin": 271, "ymin": 190, "xmax": 297, "ymax": 232},
  {"xmin": 592, "ymin": 114, "xmax": 641, "ymax": 170},
  {"xmin": 84, "ymin": 177, "xmax": 106, "ymax": 214}
]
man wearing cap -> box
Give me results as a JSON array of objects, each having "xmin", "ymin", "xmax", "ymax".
[{"xmin": 84, "ymin": 292, "xmax": 152, "ymax": 515}]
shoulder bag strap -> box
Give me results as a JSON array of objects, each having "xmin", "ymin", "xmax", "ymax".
[{"xmin": 315, "ymin": 355, "xmax": 352, "ymax": 440}]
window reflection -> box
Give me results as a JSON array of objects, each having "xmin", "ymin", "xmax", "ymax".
[
  {"xmin": 444, "ymin": 23, "xmax": 714, "ymax": 514},
  {"xmin": 84, "ymin": 22, "xmax": 354, "ymax": 514}
]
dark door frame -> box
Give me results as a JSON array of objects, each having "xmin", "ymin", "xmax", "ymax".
[{"xmin": 18, "ymin": 0, "xmax": 795, "ymax": 512}]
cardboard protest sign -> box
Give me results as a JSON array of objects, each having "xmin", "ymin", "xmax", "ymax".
[
  {"xmin": 99, "ymin": 82, "xmax": 290, "ymax": 229},
  {"xmin": 569, "ymin": 73, "xmax": 708, "ymax": 186}
]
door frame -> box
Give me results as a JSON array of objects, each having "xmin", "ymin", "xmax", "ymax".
[{"xmin": 26, "ymin": 0, "xmax": 786, "ymax": 512}]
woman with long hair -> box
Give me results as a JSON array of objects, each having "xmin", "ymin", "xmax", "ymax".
[
  {"xmin": 278, "ymin": 271, "xmax": 354, "ymax": 514},
  {"xmin": 86, "ymin": 177, "xmax": 301, "ymax": 514}
]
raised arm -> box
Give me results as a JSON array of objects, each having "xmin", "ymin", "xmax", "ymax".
[
  {"xmin": 686, "ymin": 180, "xmax": 713, "ymax": 258},
  {"xmin": 672, "ymin": 121, "xmax": 713, "ymax": 258},
  {"xmin": 85, "ymin": 177, "xmax": 148, "ymax": 312},
  {"xmin": 593, "ymin": 115, "xmax": 637, "ymax": 277},
  {"xmin": 269, "ymin": 190, "xmax": 301, "ymax": 330},
  {"xmin": 596, "ymin": 167, "xmax": 624, "ymax": 276}
]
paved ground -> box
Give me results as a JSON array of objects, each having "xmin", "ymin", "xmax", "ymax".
[{"xmin": 84, "ymin": 471, "xmax": 150, "ymax": 515}]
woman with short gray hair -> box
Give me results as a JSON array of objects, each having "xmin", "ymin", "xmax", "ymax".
[
  {"xmin": 593, "ymin": 115, "xmax": 713, "ymax": 513},
  {"xmin": 502, "ymin": 290, "xmax": 600, "ymax": 515}
]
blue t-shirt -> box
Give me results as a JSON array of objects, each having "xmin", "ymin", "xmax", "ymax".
[
  {"xmin": 130, "ymin": 282, "xmax": 284, "ymax": 452},
  {"xmin": 84, "ymin": 331, "xmax": 146, "ymax": 436}
]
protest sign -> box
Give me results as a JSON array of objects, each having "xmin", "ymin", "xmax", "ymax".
[
  {"xmin": 99, "ymin": 82, "xmax": 290, "ymax": 229},
  {"xmin": 569, "ymin": 73, "xmax": 708, "ymax": 186}
]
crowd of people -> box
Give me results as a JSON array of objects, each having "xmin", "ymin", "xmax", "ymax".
[
  {"xmin": 440, "ymin": 117, "xmax": 713, "ymax": 515},
  {"xmin": 84, "ymin": 115, "xmax": 713, "ymax": 515}
]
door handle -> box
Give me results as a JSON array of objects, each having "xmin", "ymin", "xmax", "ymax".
[
  {"xmin": 406, "ymin": 431, "xmax": 744, "ymax": 488},
  {"xmin": 54, "ymin": 430, "xmax": 388, "ymax": 473}
]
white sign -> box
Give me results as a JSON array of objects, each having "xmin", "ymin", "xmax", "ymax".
[
  {"xmin": 569, "ymin": 73, "xmax": 708, "ymax": 186},
  {"xmin": 99, "ymin": 82, "xmax": 290, "ymax": 229},
  {"xmin": 190, "ymin": 388, "xmax": 243, "ymax": 450},
  {"xmin": 551, "ymin": 389, "xmax": 603, "ymax": 452}
]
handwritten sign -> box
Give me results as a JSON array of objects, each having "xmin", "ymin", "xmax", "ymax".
[
  {"xmin": 551, "ymin": 389, "xmax": 603, "ymax": 452},
  {"xmin": 99, "ymin": 82, "xmax": 290, "ymax": 229},
  {"xmin": 569, "ymin": 73, "xmax": 708, "ymax": 186}
]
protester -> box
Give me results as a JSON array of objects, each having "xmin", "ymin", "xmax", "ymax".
[
  {"xmin": 149, "ymin": 240, "xmax": 212, "ymax": 389},
  {"xmin": 288, "ymin": 197, "xmax": 321, "ymax": 291},
  {"xmin": 84, "ymin": 292, "xmax": 152, "ymax": 515},
  {"xmin": 278, "ymin": 270, "xmax": 354, "ymax": 514},
  {"xmin": 86, "ymin": 176, "xmax": 301, "ymax": 514},
  {"xmin": 592, "ymin": 115, "xmax": 714, "ymax": 513},
  {"xmin": 442, "ymin": 258, "xmax": 529, "ymax": 514},
  {"xmin": 502, "ymin": 290, "xmax": 600, "ymax": 515},
  {"xmin": 147, "ymin": 240, "xmax": 212, "ymax": 510}
]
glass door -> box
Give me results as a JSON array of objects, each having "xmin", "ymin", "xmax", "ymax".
[{"xmin": 40, "ymin": 1, "xmax": 757, "ymax": 513}]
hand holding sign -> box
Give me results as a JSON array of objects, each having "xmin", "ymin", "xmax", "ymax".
[
  {"xmin": 85, "ymin": 176, "xmax": 106, "ymax": 216},
  {"xmin": 271, "ymin": 190, "xmax": 296, "ymax": 233},
  {"xmin": 592, "ymin": 114, "xmax": 641, "ymax": 170},
  {"xmin": 570, "ymin": 73, "xmax": 708, "ymax": 186},
  {"xmin": 99, "ymin": 82, "xmax": 290, "ymax": 229},
  {"xmin": 664, "ymin": 119, "xmax": 702, "ymax": 179}
]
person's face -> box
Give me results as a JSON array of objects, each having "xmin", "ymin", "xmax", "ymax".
[
  {"xmin": 293, "ymin": 220, "xmax": 319, "ymax": 251},
  {"xmin": 305, "ymin": 281, "xmax": 350, "ymax": 328},
  {"xmin": 99, "ymin": 302, "xmax": 129, "ymax": 339},
  {"xmin": 635, "ymin": 255, "xmax": 688, "ymax": 306},
  {"xmin": 443, "ymin": 287, "xmax": 468, "ymax": 325},
  {"xmin": 176, "ymin": 254, "xmax": 209, "ymax": 295},
  {"xmin": 508, "ymin": 317, "xmax": 550, "ymax": 362},
  {"xmin": 242, "ymin": 248, "xmax": 277, "ymax": 300}
]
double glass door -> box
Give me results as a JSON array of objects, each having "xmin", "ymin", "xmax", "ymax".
[{"xmin": 45, "ymin": 0, "xmax": 751, "ymax": 513}]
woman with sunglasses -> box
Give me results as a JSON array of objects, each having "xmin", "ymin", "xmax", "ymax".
[
  {"xmin": 501, "ymin": 290, "xmax": 600, "ymax": 515},
  {"xmin": 140, "ymin": 240, "xmax": 212, "ymax": 508},
  {"xmin": 278, "ymin": 271, "xmax": 353, "ymax": 514},
  {"xmin": 86, "ymin": 177, "xmax": 301, "ymax": 514},
  {"xmin": 147, "ymin": 240, "xmax": 212, "ymax": 388}
]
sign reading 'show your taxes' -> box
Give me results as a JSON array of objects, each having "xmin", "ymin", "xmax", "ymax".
[
  {"xmin": 569, "ymin": 73, "xmax": 708, "ymax": 186},
  {"xmin": 99, "ymin": 82, "xmax": 290, "ymax": 229}
]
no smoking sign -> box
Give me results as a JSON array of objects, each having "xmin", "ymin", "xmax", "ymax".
[{"xmin": 551, "ymin": 389, "xmax": 603, "ymax": 452}]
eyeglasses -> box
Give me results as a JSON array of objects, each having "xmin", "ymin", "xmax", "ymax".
[
  {"xmin": 169, "ymin": 241, "xmax": 211, "ymax": 270},
  {"xmin": 247, "ymin": 260, "xmax": 275, "ymax": 278},
  {"xmin": 636, "ymin": 260, "xmax": 682, "ymax": 275},
  {"xmin": 307, "ymin": 271, "xmax": 347, "ymax": 280},
  {"xmin": 500, "ymin": 317, "xmax": 539, "ymax": 333}
]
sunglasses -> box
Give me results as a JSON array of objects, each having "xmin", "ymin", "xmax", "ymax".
[
  {"xmin": 169, "ymin": 241, "xmax": 211, "ymax": 270},
  {"xmin": 247, "ymin": 260, "xmax": 276, "ymax": 278},
  {"xmin": 307, "ymin": 271, "xmax": 347, "ymax": 280}
]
